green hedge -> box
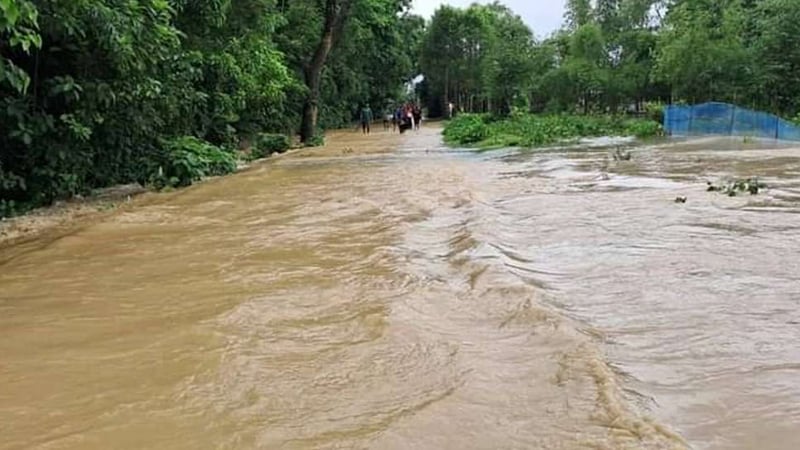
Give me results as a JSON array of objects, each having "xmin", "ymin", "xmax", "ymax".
[
  {"xmin": 444, "ymin": 113, "xmax": 664, "ymax": 148},
  {"xmin": 251, "ymin": 133, "xmax": 291, "ymax": 159},
  {"xmin": 149, "ymin": 137, "xmax": 237, "ymax": 188}
]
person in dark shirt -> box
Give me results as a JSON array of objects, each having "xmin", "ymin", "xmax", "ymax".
[
  {"xmin": 360, "ymin": 105, "xmax": 373, "ymax": 135},
  {"xmin": 395, "ymin": 107, "xmax": 403, "ymax": 132}
]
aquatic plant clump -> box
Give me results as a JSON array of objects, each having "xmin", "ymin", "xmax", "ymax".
[
  {"xmin": 443, "ymin": 114, "xmax": 663, "ymax": 149},
  {"xmin": 707, "ymin": 178, "xmax": 767, "ymax": 196}
]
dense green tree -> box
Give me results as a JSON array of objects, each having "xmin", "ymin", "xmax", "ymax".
[
  {"xmin": 481, "ymin": 4, "xmax": 535, "ymax": 115},
  {"xmin": 654, "ymin": 0, "xmax": 754, "ymax": 104},
  {"xmin": 420, "ymin": 3, "xmax": 535, "ymax": 116},
  {"xmin": 422, "ymin": 0, "xmax": 764, "ymax": 117},
  {"xmin": 752, "ymin": 0, "xmax": 800, "ymax": 114},
  {"xmin": 0, "ymin": 0, "xmax": 41, "ymax": 93},
  {"xmin": 565, "ymin": 0, "xmax": 593, "ymax": 29},
  {"xmin": 419, "ymin": 6, "xmax": 476, "ymax": 115},
  {"xmin": 0, "ymin": 0, "xmax": 418, "ymax": 216},
  {"xmin": 296, "ymin": 0, "xmax": 354, "ymax": 143}
]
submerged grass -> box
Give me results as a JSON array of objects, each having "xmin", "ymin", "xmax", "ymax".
[{"xmin": 443, "ymin": 113, "xmax": 664, "ymax": 149}]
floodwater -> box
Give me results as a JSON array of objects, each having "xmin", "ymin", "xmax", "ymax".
[{"xmin": 1, "ymin": 128, "xmax": 799, "ymax": 449}]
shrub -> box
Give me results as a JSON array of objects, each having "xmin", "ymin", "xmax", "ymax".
[
  {"xmin": 443, "ymin": 114, "xmax": 490, "ymax": 144},
  {"xmin": 625, "ymin": 120, "xmax": 664, "ymax": 139},
  {"xmin": 0, "ymin": 165, "xmax": 27, "ymax": 217},
  {"xmin": 252, "ymin": 133, "xmax": 290, "ymax": 159},
  {"xmin": 644, "ymin": 101, "xmax": 665, "ymax": 124},
  {"xmin": 443, "ymin": 113, "xmax": 664, "ymax": 148},
  {"xmin": 305, "ymin": 133, "xmax": 325, "ymax": 148},
  {"xmin": 0, "ymin": 199, "xmax": 17, "ymax": 219},
  {"xmin": 150, "ymin": 136, "xmax": 237, "ymax": 188}
]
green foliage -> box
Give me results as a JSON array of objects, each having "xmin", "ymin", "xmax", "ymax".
[
  {"xmin": 752, "ymin": 0, "xmax": 800, "ymax": 115},
  {"xmin": 624, "ymin": 119, "xmax": 663, "ymax": 139},
  {"xmin": 481, "ymin": 5, "xmax": 535, "ymax": 116},
  {"xmin": 644, "ymin": 101, "xmax": 665, "ymax": 124},
  {"xmin": 443, "ymin": 114, "xmax": 491, "ymax": 144},
  {"xmin": 707, "ymin": 178, "xmax": 767, "ymax": 196},
  {"xmin": 252, "ymin": 133, "xmax": 290, "ymax": 159},
  {"xmin": 305, "ymin": 133, "xmax": 326, "ymax": 148},
  {"xmin": 420, "ymin": 1, "xmax": 672, "ymax": 118},
  {"xmin": 1, "ymin": 0, "xmax": 416, "ymax": 218},
  {"xmin": 422, "ymin": 0, "xmax": 800, "ymax": 123},
  {"xmin": 444, "ymin": 113, "xmax": 661, "ymax": 148},
  {"xmin": 654, "ymin": 0, "xmax": 753, "ymax": 105},
  {"xmin": 0, "ymin": 0, "xmax": 41, "ymax": 93},
  {"xmin": 565, "ymin": 0, "xmax": 592, "ymax": 29},
  {"xmin": 420, "ymin": 4, "xmax": 536, "ymax": 117},
  {"xmin": 277, "ymin": 0, "xmax": 421, "ymax": 132},
  {"xmin": 0, "ymin": 161, "xmax": 25, "ymax": 217},
  {"xmin": 150, "ymin": 137, "xmax": 236, "ymax": 189}
]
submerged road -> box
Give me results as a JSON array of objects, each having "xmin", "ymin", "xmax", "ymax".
[{"xmin": 2, "ymin": 127, "xmax": 799, "ymax": 449}]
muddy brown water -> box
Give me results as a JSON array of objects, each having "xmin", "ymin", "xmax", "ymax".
[{"xmin": 2, "ymin": 128, "xmax": 799, "ymax": 449}]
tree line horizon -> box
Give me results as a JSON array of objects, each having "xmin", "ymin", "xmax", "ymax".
[{"xmin": 420, "ymin": 0, "xmax": 800, "ymax": 119}]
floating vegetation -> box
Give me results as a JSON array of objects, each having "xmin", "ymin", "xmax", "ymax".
[
  {"xmin": 613, "ymin": 147, "xmax": 632, "ymax": 161},
  {"xmin": 707, "ymin": 177, "xmax": 767, "ymax": 196},
  {"xmin": 443, "ymin": 114, "xmax": 663, "ymax": 149}
]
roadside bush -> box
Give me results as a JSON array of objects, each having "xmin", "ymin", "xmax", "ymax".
[
  {"xmin": 443, "ymin": 114, "xmax": 491, "ymax": 144},
  {"xmin": 0, "ymin": 199, "xmax": 17, "ymax": 219},
  {"xmin": 252, "ymin": 133, "xmax": 290, "ymax": 159},
  {"xmin": 625, "ymin": 120, "xmax": 664, "ymax": 139},
  {"xmin": 150, "ymin": 137, "xmax": 237, "ymax": 188},
  {"xmin": 305, "ymin": 133, "xmax": 325, "ymax": 148},
  {"xmin": 1, "ymin": 164, "xmax": 26, "ymax": 217},
  {"xmin": 644, "ymin": 101, "xmax": 665, "ymax": 124},
  {"xmin": 443, "ymin": 113, "xmax": 663, "ymax": 148}
]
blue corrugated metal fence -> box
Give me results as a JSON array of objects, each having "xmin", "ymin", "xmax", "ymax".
[{"xmin": 664, "ymin": 102, "xmax": 800, "ymax": 141}]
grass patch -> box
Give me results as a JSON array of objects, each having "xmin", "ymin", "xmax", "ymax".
[{"xmin": 443, "ymin": 113, "xmax": 664, "ymax": 149}]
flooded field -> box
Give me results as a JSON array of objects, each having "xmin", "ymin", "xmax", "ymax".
[{"xmin": 1, "ymin": 128, "xmax": 799, "ymax": 449}]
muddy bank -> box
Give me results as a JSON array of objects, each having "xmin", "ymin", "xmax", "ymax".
[{"xmin": 0, "ymin": 184, "xmax": 148, "ymax": 250}]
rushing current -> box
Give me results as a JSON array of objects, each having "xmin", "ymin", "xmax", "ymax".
[{"xmin": 2, "ymin": 127, "xmax": 799, "ymax": 449}]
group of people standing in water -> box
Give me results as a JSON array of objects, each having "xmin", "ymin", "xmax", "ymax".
[
  {"xmin": 391, "ymin": 103, "xmax": 422, "ymax": 134},
  {"xmin": 358, "ymin": 103, "xmax": 422, "ymax": 135}
]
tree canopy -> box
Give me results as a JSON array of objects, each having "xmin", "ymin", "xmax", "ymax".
[
  {"xmin": 419, "ymin": 0, "xmax": 800, "ymax": 119},
  {"xmin": 1, "ymin": 0, "xmax": 423, "ymax": 216}
]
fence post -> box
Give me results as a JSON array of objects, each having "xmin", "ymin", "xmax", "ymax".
[{"xmin": 776, "ymin": 117, "xmax": 780, "ymax": 140}]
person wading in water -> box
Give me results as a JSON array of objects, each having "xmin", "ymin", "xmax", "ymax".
[
  {"xmin": 383, "ymin": 110, "xmax": 392, "ymax": 131},
  {"xmin": 360, "ymin": 104, "xmax": 373, "ymax": 135},
  {"xmin": 398, "ymin": 103, "xmax": 413, "ymax": 133},
  {"xmin": 394, "ymin": 107, "xmax": 404, "ymax": 133}
]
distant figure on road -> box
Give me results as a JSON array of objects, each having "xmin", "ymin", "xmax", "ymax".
[
  {"xmin": 360, "ymin": 105, "xmax": 373, "ymax": 135},
  {"xmin": 398, "ymin": 104, "xmax": 413, "ymax": 133},
  {"xmin": 448, "ymin": 102, "xmax": 455, "ymax": 119},
  {"xmin": 383, "ymin": 111, "xmax": 392, "ymax": 131},
  {"xmin": 394, "ymin": 107, "xmax": 403, "ymax": 132},
  {"xmin": 413, "ymin": 105, "xmax": 422, "ymax": 131}
]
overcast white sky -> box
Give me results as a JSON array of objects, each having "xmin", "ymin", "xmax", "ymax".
[{"xmin": 411, "ymin": 0, "xmax": 567, "ymax": 38}]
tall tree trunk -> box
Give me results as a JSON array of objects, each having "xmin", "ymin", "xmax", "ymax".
[{"xmin": 300, "ymin": 0, "xmax": 353, "ymax": 143}]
